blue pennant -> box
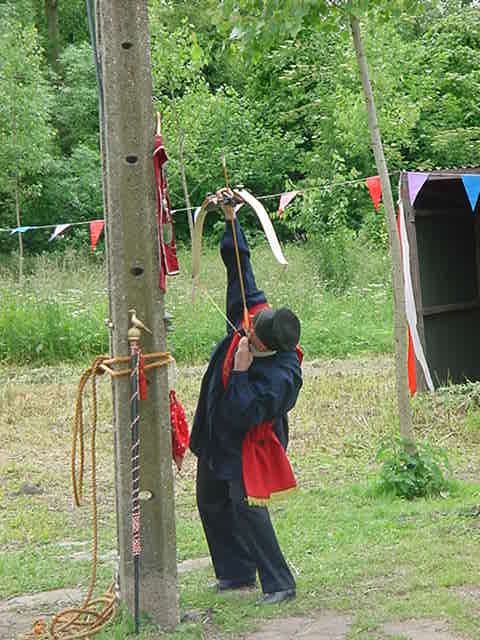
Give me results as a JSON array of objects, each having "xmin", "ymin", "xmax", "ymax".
[
  {"xmin": 461, "ymin": 175, "xmax": 480, "ymax": 214},
  {"xmin": 10, "ymin": 226, "xmax": 32, "ymax": 235}
]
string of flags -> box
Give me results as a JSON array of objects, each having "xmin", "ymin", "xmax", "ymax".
[{"xmin": 2, "ymin": 171, "xmax": 479, "ymax": 249}]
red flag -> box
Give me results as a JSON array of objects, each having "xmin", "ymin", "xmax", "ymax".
[
  {"xmin": 366, "ymin": 176, "xmax": 382, "ymax": 211},
  {"xmin": 89, "ymin": 220, "xmax": 104, "ymax": 251},
  {"xmin": 153, "ymin": 115, "xmax": 179, "ymax": 292},
  {"xmin": 277, "ymin": 191, "xmax": 298, "ymax": 217}
]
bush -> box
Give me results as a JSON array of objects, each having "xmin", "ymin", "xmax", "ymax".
[{"xmin": 375, "ymin": 437, "xmax": 451, "ymax": 500}]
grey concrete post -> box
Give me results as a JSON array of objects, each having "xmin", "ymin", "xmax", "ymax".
[{"xmin": 96, "ymin": 1, "xmax": 179, "ymax": 629}]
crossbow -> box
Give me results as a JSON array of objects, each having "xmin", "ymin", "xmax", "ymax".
[{"xmin": 191, "ymin": 187, "xmax": 288, "ymax": 293}]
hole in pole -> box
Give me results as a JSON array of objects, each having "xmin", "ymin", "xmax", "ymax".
[
  {"xmin": 122, "ymin": 42, "xmax": 133, "ymax": 50},
  {"xmin": 130, "ymin": 266, "xmax": 144, "ymax": 277},
  {"xmin": 126, "ymin": 155, "xmax": 138, "ymax": 164}
]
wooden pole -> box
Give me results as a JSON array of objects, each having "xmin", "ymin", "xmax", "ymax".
[
  {"xmin": 96, "ymin": 1, "xmax": 179, "ymax": 628},
  {"xmin": 350, "ymin": 15, "xmax": 415, "ymax": 447}
]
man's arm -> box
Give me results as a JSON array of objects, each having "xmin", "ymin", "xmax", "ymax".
[
  {"xmin": 218, "ymin": 193, "xmax": 266, "ymax": 329},
  {"xmin": 216, "ymin": 342, "xmax": 302, "ymax": 433}
]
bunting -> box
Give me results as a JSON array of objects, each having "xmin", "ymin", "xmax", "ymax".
[
  {"xmin": 407, "ymin": 172, "xmax": 429, "ymax": 205},
  {"xmin": 366, "ymin": 176, "xmax": 382, "ymax": 211},
  {"xmin": 49, "ymin": 223, "xmax": 71, "ymax": 242},
  {"xmin": 10, "ymin": 226, "xmax": 32, "ymax": 235},
  {"xmin": 89, "ymin": 220, "xmax": 104, "ymax": 251},
  {"xmin": 277, "ymin": 191, "xmax": 299, "ymax": 217},
  {"xmin": 461, "ymin": 175, "xmax": 480, "ymax": 214}
]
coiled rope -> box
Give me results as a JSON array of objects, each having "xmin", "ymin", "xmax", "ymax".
[{"xmin": 24, "ymin": 351, "xmax": 172, "ymax": 639}]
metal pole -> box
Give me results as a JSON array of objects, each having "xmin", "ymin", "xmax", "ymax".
[{"xmin": 128, "ymin": 325, "xmax": 141, "ymax": 634}]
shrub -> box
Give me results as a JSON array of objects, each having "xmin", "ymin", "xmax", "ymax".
[{"xmin": 375, "ymin": 437, "xmax": 451, "ymax": 500}]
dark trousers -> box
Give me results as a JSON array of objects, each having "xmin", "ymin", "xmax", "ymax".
[{"xmin": 196, "ymin": 457, "xmax": 295, "ymax": 594}]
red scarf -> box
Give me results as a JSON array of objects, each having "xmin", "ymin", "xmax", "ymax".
[{"xmin": 222, "ymin": 326, "xmax": 301, "ymax": 505}]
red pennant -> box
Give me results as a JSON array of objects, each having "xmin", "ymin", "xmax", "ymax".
[
  {"xmin": 89, "ymin": 220, "xmax": 104, "ymax": 251},
  {"xmin": 366, "ymin": 176, "xmax": 382, "ymax": 211}
]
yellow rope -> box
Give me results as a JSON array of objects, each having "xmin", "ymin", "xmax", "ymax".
[{"xmin": 24, "ymin": 351, "xmax": 172, "ymax": 640}]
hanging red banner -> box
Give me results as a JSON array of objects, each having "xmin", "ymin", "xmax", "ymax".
[{"xmin": 153, "ymin": 114, "xmax": 179, "ymax": 292}]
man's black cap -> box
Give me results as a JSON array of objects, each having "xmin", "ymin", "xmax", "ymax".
[{"xmin": 253, "ymin": 307, "xmax": 301, "ymax": 352}]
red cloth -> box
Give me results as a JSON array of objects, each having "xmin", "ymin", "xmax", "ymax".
[
  {"xmin": 241, "ymin": 422, "xmax": 297, "ymax": 505},
  {"xmin": 153, "ymin": 124, "xmax": 179, "ymax": 292},
  {"xmin": 221, "ymin": 322, "xmax": 299, "ymax": 505},
  {"xmin": 170, "ymin": 390, "xmax": 190, "ymax": 469},
  {"xmin": 407, "ymin": 327, "xmax": 417, "ymax": 395},
  {"xmin": 138, "ymin": 354, "xmax": 148, "ymax": 401}
]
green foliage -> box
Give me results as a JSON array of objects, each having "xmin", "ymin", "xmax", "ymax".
[
  {"xmin": 375, "ymin": 437, "xmax": 451, "ymax": 500},
  {"xmin": 0, "ymin": 239, "xmax": 393, "ymax": 365},
  {"xmin": 1, "ymin": 0, "xmax": 480, "ymax": 257},
  {"xmin": 0, "ymin": 14, "xmax": 55, "ymax": 239},
  {"xmin": 54, "ymin": 43, "xmax": 99, "ymax": 152}
]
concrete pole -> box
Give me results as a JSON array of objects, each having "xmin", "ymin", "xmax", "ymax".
[{"xmin": 96, "ymin": 1, "xmax": 179, "ymax": 629}]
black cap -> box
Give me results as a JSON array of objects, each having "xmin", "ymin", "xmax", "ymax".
[{"xmin": 253, "ymin": 307, "xmax": 300, "ymax": 352}]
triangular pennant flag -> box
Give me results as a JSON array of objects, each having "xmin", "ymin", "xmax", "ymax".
[
  {"xmin": 407, "ymin": 172, "xmax": 429, "ymax": 205},
  {"xmin": 89, "ymin": 220, "xmax": 104, "ymax": 251},
  {"xmin": 461, "ymin": 175, "xmax": 480, "ymax": 214},
  {"xmin": 366, "ymin": 176, "xmax": 382, "ymax": 211},
  {"xmin": 10, "ymin": 226, "xmax": 32, "ymax": 235},
  {"xmin": 277, "ymin": 191, "xmax": 298, "ymax": 217},
  {"xmin": 49, "ymin": 223, "xmax": 71, "ymax": 242}
]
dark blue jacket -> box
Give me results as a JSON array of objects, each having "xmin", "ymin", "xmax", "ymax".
[{"xmin": 189, "ymin": 220, "xmax": 302, "ymax": 480}]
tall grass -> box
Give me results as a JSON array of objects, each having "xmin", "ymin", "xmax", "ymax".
[{"xmin": 0, "ymin": 236, "xmax": 393, "ymax": 365}]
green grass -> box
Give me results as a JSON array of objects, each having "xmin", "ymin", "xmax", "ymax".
[
  {"xmin": 2, "ymin": 360, "xmax": 480, "ymax": 638},
  {"xmin": 0, "ymin": 238, "xmax": 393, "ymax": 365}
]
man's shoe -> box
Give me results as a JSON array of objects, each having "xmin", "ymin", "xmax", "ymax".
[
  {"xmin": 256, "ymin": 589, "xmax": 296, "ymax": 605},
  {"xmin": 211, "ymin": 579, "xmax": 257, "ymax": 592}
]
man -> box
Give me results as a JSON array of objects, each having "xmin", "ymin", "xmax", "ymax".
[{"xmin": 189, "ymin": 189, "xmax": 302, "ymax": 605}]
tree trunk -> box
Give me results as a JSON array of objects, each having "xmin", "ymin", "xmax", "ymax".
[
  {"xmin": 178, "ymin": 128, "xmax": 194, "ymax": 242},
  {"xmin": 349, "ymin": 15, "xmax": 415, "ymax": 448},
  {"xmin": 45, "ymin": 0, "xmax": 60, "ymax": 74},
  {"xmin": 14, "ymin": 176, "xmax": 23, "ymax": 284},
  {"xmin": 11, "ymin": 95, "xmax": 23, "ymax": 284},
  {"xmin": 170, "ymin": 100, "xmax": 194, "ymax": 242}
]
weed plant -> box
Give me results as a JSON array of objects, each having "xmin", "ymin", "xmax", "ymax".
[
  {"xmin": 0, "ymin": 234, "xmax": 393, "ymax": 365},
  {"xmin": 374, "ymin": 437, "xmax": 452, "ymax": 500}
]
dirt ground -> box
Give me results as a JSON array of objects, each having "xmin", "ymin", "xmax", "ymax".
[{"xmin": 2, "ymin": 354, "xmax": 477, "ymax": 639}]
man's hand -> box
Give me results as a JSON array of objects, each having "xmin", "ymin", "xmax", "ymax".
[
  {"xmin": 234, "ymin": 336, "xmax": 253, "ymax": 372},
  {"xmin": 216, "ymin": 188, "xmax": 235, "ymax": 221}
]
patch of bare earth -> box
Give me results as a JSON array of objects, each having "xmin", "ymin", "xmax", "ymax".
[
  {"xmin": 0, "ymin": 588, "xmax": 83, "ymax": 640},
  {"xmin": 382, "ymin": 618, "xmax": 466, "ymax": 640},
  {"xmin": 242, "ymin": 612, "xmax": 353, "ymax": 640},
  {"xmin": 0, "ymin": 558, "xmax": 211, "ymax": 640}
]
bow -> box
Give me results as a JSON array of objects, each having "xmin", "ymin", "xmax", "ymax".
[{"xmin": 192, "ymin": 188, "xmax": 288, "ymax": 293}]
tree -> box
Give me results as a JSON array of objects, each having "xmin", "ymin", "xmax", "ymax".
[
  {"xmin": 44, "ymin": 0, "xmax": 60, "ymax": 73},
  {"xmin": 0, "ymin": 16, "xmax": 54, "ymax": 278},
  {"xmin": 221, "ymin": 0, "xmax": 416, "ymax": 444}
]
